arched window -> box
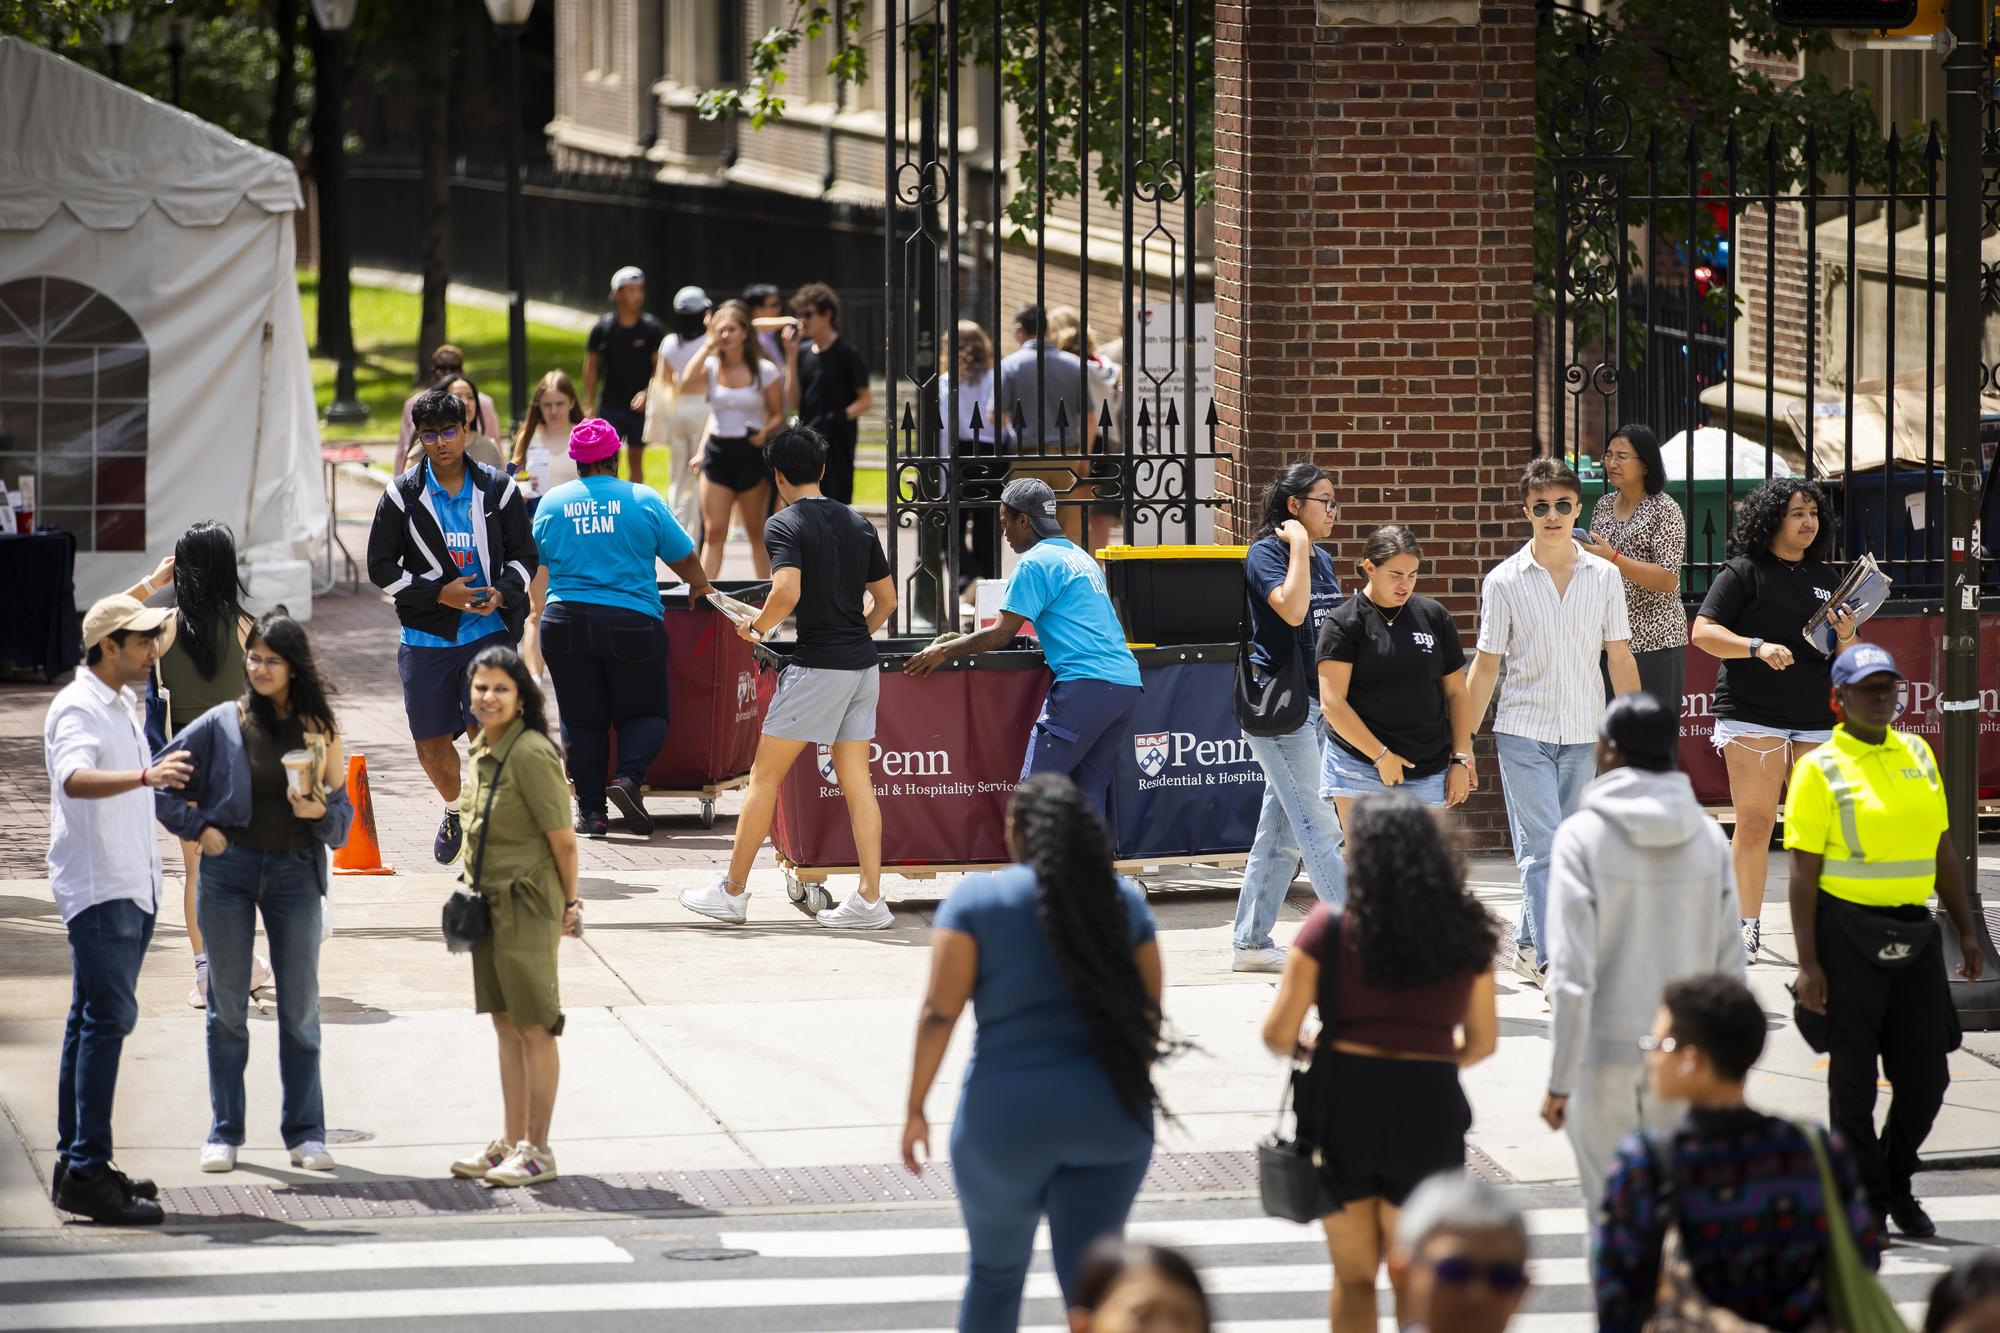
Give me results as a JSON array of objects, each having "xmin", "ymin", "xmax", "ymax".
[{"xmin": 0, "ymin": 277, "xmax": 149, "ymax": 552}]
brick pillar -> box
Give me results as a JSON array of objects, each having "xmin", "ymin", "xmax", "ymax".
[{"xmin": 1214, "ymin": 0, "xmax": 1538, "ymax": 851}]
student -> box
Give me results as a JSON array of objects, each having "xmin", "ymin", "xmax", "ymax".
[
  {"xmin": 744, "ymin": 281, "xmax": 786, "ymax": 365},
  {"xmin": 397, "ymin": 343, "xmax": 499, "ymax": 461},
  {"xmin": 678, "ymin": 425, "xmax": 897, "ymax": 929},
  {"xmin": 45, "ymin": 595, "xmax": 193, "ymax": 1226},
  {"xmin": 1067, "ymin": 1241, "xmax": 1212, "ymax": 1333},
  {"xmin": 681, "ymin": 299, "xmax": 785, "ymax": 577},
  {"xmin": 365, "ymin": 386, "xmax": 536, "ymax": 865},
  {"xmin": 903, "ymin": 477, "xmax": 1143, "ymax": 822},
  {"xmin": 941, "ymin": 319, "xmax": 1003, "ymax": 584},
  {"xmin": 583, "ymin": 265, "xmax": 666, "ymax": 484},
  {"xmin": 509, "ymin": 369, "xmax": 583, "ymax": 501},
  {"xmin": 785, "ymin": 282, "xmax": 873, "ymax": 505},
  {"xmin": 1386, "ymin": 1173, "xmax": 1533, "ymax": 1333},
  {"xmin": 1541, "ymin": 693, "xmax": 1743, "ymax": 1209},
  {"xmin": 652, "ymin": 286, "xmax": 714, "ymax": 533},
  {"xmin": 405, "ymin": 373, "xmax": 505, "ymax": 473},
  {"xmin": 996, "ymin": 304, "xmax": 1097, "ymax": 542},
  {"xmin": 1464, "ymin": 457, "xmax": 1640, "ymax": 988}
]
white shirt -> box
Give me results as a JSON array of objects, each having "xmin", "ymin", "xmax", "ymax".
[
  {"xmin": 522, "ymin": 425, "xmax": 577, "ymax": 495},
  {"xmin": 658, "ymin": 333, "xmax": 704, "ymax": 381},
  {"xmin": 939, "ymin": 368, "xmax": 998, "ymax": 455},
  {"xmin": 705, "ymin": 360, "xmax": 780, "ymax": 438},
  {"xmin": 1476, "ymin": 541, "xmax": 1632, "ymax": 745},
  {"xmin": 43, "ymin": 671, "xmax": 162, "ymax": 924}
]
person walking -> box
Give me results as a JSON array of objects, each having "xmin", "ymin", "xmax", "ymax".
[
  {"xmin": 509, "ymin": 369, "xmax": 583, "ymax": 502},
  {"xmin": 365, "ymin": 385, "xmax": 537, "ymax": 865},
  {"xmin": 678, "ymin": 426, "xmax": 897, "ymax": 929},
  {"xmin": 680, "ymin": 299, "xmax": 784, "ymax": 577},
  {"xmin": 653, "ymin": 286, "xmax": 714, "ymax": 534},
  {"xmin": 785, "ymin": 282, "xmax": 873, "ymax": 506},
  {"xmin": 1229, "ymin": 463, "xmax": 1348, "ymax": 974},
  {"xmin": 1385, "ymin": 1173, "xmax": 1533, "ymax": 1333},
  {"xmin": 1785, "ymin": 642, "xmax": 1985, "ymax": 1239},
  {"xmin": 397, "ymin": 343, "xmax": 499, "ymax": 461},
  {"xmin": 584, "ymin": 265, "xmax": 665, "ymax": 484},
  {"xmin": 1046, "ymin": 305, "xmax": 1123, "ymax": 555},
  {"xmin": 1068, "ymin": 1241, "xmax": 1213, "ymax": 1333},
  {"xmin": 1692, "ymin": 478, "xmax": 1857, "ymax": 961},
  {"xmin": 1465, "ymin": 457, "xmax": 1641, "ymax": 988},
  {"xmin": 1540, "ymin": 693, "xmax": 1743, "ymax": 1208},
  {"xmin": 744, "ymin": 281, "xmax": 786, "ymax": 364},
  {"xmin": 941, "ymin": 318, "xmax": 1003, "ymax": 585},
  {"xmin": 997, "ymin": 304, "xmax": 1097, "ymax": 542},
  {"xmin": 448, "ymin": 645, "xmax": 583, "ymax": 1188},
  {"xmin": 153, "ymin": 613, "xmax": 353, "ymax": 1175},
  {"xmin": 1580, "ymin": 424, "xmax": 1688, "ymax": 712},
  {"xmin": 1317, "ymin": 524, "xmax": 1476, "ymax": 822},
  {"xmin": 531, "ymin": 417, "xmax": 713, "ymax": 838},
  {"xmin": 1260, "ymin": 793, "xmax": 1500, "ymax": 1333},
  {"xmin": 1594, "ymin": 973, "xmax": 1881, "ymax": 1331},
  {"xmin": 46, "ymin": 594, "xmax": 193, "ymax": 1225},
  {"xmin": 402, "ymin": 372, "xmax": 505, "ymax": 474},
  {"xmin": 902, "ymin": 775, "xmax": 1171, "ymax": 1332},
  {"xmin": 903, "ymin": 477, "xmax": 1142, "ymax": 821}
]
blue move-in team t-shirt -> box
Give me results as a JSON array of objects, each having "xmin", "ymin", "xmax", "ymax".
[
  {"xmin": 402, "ymin": 462, "xmax": 506, "ymax": 650},
  {"xmin": 531, "ymin": 475, "xmax": 697, "ymax": 619},
  {"xmin": 1244, "ymin": 535, "xmax": 1342, "ymax": 676},
  {"xmin": 1001, "ymin": 538, "xmax": 1143, "ymax": 686},
  {"xmin": 934, "ymin": 865, "xmax": 1156, "ymax": 1076}
]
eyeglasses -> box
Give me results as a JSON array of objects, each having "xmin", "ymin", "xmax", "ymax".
[
  {"xmin": 417, "ymin": 425, "xmax": 464, "ymax": 446},
  {"xmin": 1603, "ymin": 449, "xmax": 1639, "ymax": 465},
  {"xmin": 1423, "ymin": 1256, "xmax": 1530, "ymax": 1293},
  {"xmin": 1636, "ymin": 1034, "xmax": 1685, "ymax": 1055},
  {"xmin": 1300, "ymin": 496, "xmax": 1339, "ymax": 513},
  {"xmin": 244, "ymin": 652, "xmax": 287, "ymax": 670},
  {"xmin": 1529, "ymin": 499, "xmax": 1577, "ymax": 517}
]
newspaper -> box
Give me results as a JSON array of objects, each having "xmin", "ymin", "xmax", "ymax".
[
  {"xmin": 705, "ymin": 590, "xmax": 763, "ymax": 641},
  {"xmin": 1802, "ymin": 554, "xmax": 1891, "ymax": 657}
]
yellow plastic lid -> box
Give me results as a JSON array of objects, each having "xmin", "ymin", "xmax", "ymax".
[{"xmin": 1096, "ymin": 544, "xmax": 1250, "ymax": 560}]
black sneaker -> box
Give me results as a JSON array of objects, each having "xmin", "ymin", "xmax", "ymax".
[
  {"xmin": 1889, "ymin": 1196, "xmax": 1937, "ymax": 1239},
  {"xmin": 55, "ymin": 1165, "xmax": 164, "ymax": 1225},
  {"xmin": 434, "ymin": 809, "xmax": 463, "ymax": 864},
  {"xmin": 52, "ymin": 1160, "xmax": 157, "ymax": 1203},
  {"xmin": 575, "ymin": 811, "xmax": 610, "ymax": 838},
  {"xmin": 606, "ymin": 777, "xmax": 655, "ymax": 837}
]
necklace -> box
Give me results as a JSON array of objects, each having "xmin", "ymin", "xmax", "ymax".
[
  {"xmin": 1368, "ymin": 595, "xmax": 1405, "ymax": 629},
  {"xmin": 1771, "ymin": 550, "xmax": 1807, "ymax": 571}
]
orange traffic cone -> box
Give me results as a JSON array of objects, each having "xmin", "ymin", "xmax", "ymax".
[{"xmin": 332, "ymin": 753, "xmax": 395, "ymax": 875}]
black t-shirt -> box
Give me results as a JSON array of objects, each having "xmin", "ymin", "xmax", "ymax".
[
  {"xmin": 587, "ymin": 311, "xmax": 667, "ymax": 413},
  {"xmin": 1316, "ymin": 593, "xmax": 1467, "ymax": 777},
  {"xmin": 223, "ymin": 710, "xmax": 312, "ymax": 852},
  {"xmin": 1695, "ymin": 554, "xmax": 1840, "ymax": 730},
  {"xmin": 797, "ymin": 337, "xmax": 869, "ymax": 455},
  {"xmin": 764, "ymin": 496, "xmax": 891, "ymax": 669}
]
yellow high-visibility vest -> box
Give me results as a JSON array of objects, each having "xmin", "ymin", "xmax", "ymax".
[{"xmin": 1781, "ymin": 725, "xmax": 1946, "ymax": 907}]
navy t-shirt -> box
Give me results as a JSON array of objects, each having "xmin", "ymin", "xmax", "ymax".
[{"xmin": 1244, "ymin": 536, "xmax": 1341, "ymax": 676}]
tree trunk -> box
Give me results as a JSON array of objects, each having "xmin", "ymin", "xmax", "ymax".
[
  {"xmin": 415, "ymin": 0, "xmax": 456, "ymax": 387},
  {"xmin": 267, "ymin": 0, "xmax": 301, "ymax": 158}
]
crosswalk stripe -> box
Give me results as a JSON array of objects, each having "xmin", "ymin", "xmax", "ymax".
[{"xmin": 0, "ymin": 1237, "xmax": 633, "ymax": 1288}]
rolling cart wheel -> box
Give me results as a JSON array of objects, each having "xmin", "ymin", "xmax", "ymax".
[
  {"xmin": 805, "ymin": 885, "xmax": 834, "ymax": 915},
  {"xmin": 700, "ymin": 799, "xmax": 716, "ymax": 829},
  {"xmin": 785, "ymin": 874, "xmax": 807, "ymax": 903}
]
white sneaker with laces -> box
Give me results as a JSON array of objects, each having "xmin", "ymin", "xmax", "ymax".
[
  {"xmin": 289, "ymin": 1141, "xmax": 336, "ymax": 1172},
  {"xmin": 678, "ymin": 879, "xmax": 749, "ymax": 924},
  {"xmin": 1232, "ymin": 946, "xmax": 1288, "ymax": 973},
  {"xmin": 816, "ymin": 892, "xmax": 894, "ymax": 930},
  {"xmin": 199, "ymin": 1142, "xmax": 237, "ymax": 1173},
  {"xmin": 451, "ymin": 1139, "xmax": 512, "ymax": 1180},
  {"xmin": 486, "ymin": 1141, "xmax": 557, "ymax": 1187}
]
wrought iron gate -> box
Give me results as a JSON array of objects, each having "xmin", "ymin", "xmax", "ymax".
[{"xmin": 878, "ymin": 0, "xmax": 1218, "ymax": 630}]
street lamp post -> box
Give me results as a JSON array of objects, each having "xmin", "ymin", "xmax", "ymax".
[
  {"xmin": 101, "ymin": 10, "xmax": 134, "ymax": 83},
  {"xmin": 158, "ymin": 4, "xmax": 195, "ymax": 106},
  {"xmin": 311, "ymin": 0, "xmax": 369, "ymax": 426},
  {"xmin": 483, "ymin": 0, "xmax": 536, "ymax": 432}
]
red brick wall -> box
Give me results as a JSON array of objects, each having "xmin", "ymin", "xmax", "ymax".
[{"xmin": 1214, "ymin": 0, "xmax": 1539, "ymax": 849}]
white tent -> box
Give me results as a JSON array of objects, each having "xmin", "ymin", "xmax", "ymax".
[{"xmin": 0, "ymin": 36, "xmax": 321, "ymax": 606}]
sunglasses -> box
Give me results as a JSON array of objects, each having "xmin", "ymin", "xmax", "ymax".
[
  {"xmin": 1425, "ymin": 1255, "xmax": 1529, "ymax": 1293},
  {"xmin": 1636, "ymin": 1034, "xmax": 1686, "ymax": 1055},
  {"xmin": 417, "ymin": 425, "xmax": 464, "ymax": 446},
  {"xmin": 1529, "ymin": 499, "xmax": 1577, "ymax": 517}
]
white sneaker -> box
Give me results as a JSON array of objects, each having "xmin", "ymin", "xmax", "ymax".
[
  {"xmin": 1232, "ymin": 946, "xmax": 1288, "ymax": 973},
  {"xmin": 289, "ymin": 1141, "xmax": 336, "ymax": 1172},
  {"xmin": 486, "ymin": 1141, "xmax": 557, "ymax": 1187},
  {"xmin": 678, "ymin": 879, "xmax": 748, "ymax": 924},
  {"xmin": 187, "ymin": 959, "xmax": 208, "ymax": 1009},
  {"xmin": 450, "ymin": 1139, "xmax": 512, "ymax": 1180},
  {"xmin": 199, "ymin": 1142, "xmax": 237, "ymax": 1173},
  {"xmin": 1741, "ymin": 918, "xmax": 1761, "ymax": 961},
  {"xmin": 250, "ymin": 953, "xmax": 273, "ymax": 994},
  {"xmin": 816, "ymin": 892, "xmax": 894, "ymax": 930},
  {"xmin": 1512, "ymin": 943, "xmax": 1546, "ymax": 988}
]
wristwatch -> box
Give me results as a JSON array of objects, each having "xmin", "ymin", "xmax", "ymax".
[
  {"xmin": 1748, "ymin": 637, "xmax": 1765, "ymax": 659},
  {"xmin": 1450, "ymin": 753, "xmax": 1473, "ymax": 768}
]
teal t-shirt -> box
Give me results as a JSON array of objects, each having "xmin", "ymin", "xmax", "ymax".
[
  {"xmin": 401, "ymin": 462, "xmax": 506, "ymax": 649},
  {"xmin": 1001, "ymin": 538, "xmax": 1142, "ymax": 686},
  {"xmin": 531, "ymin": 474, "xmax": 696, "ymax": 618}
]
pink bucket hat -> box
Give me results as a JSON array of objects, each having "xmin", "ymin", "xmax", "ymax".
[{"xmin": 568, "ymin": 417, "xmax": 622, "ymax": 464}]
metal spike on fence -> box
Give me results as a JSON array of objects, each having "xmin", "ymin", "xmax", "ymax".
[
  {"xmin": 1010, "ymin": 400, "xmax": 1027, "ymax": 437},
  {"xmin": 969, "ymin": 401, "xmax": 985, "ymax": 437},
  {"xmin": 1097, "ymin": 400, "xmax": 1113, "ymax": 434},
  {"xmin": 1164, "ymin": 400, "xmax": 1180, "ymax": 428},
  {"xmin": 1702, "ymin": 510, "xmax": 1717, "ymax": 563},
  {"xmin": 1204, "ymin": 400, "xmax": 1218, "ymax": 429}
]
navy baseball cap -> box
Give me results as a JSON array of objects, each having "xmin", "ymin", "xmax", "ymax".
[
  {"xmin": 1000, "ymin": 477, "xmax": 1065, "ymax": 538},
  {"xmin": 1831, "ymin": 642, "xmax": 1903, "ymax": 686}
]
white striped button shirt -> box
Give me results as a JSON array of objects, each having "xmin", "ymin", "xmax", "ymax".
[{"xmin": 1476, "ymin": 542, "xmax": 1633, "ymax": 745}]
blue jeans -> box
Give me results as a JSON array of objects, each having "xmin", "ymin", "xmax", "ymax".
[
  {"xmin": 1233, "ymin": 704, "xmax": 1347, "ymax": 951},
  {"xmin": 1493, "ymin": 732, "xmax": 1596, "ymax": 953},
  {"xmin": 1022, "ymin": 679, "xmax": 1144, "ymax": 823},
  {"xmin": 57, "ymin": 898, "xmax": 157, "ymax": 1173},
  {"xmin": 951, "ymin": 1061, "xmax": 1154, "ymax": 1332},
  {"xmin": 197, "ymin": 843, "xmax": 326, "ymax": 1149}
]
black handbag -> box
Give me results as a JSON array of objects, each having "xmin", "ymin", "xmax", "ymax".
[
  {"xmin": 1257, "ymin": 915, "xmax": 1340, "ymax": 1222},
  {"xmin": 441, "ymin": 737, "xmax": 516, "ymax": 954},
  {"xmin": 1232, "ymin": 584, "xmax": 1309, "ymax": 737}
]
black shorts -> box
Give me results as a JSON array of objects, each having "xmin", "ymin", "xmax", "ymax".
[
  {"xmin": 600, "ymin": 407, "xmax": 645, "ymax": 447},
  {"xmin": 702, "ymin": 434, "xmax": 768, "ymax": 493},
  {"xmin": 1309, "ymin": 1049, "xmax": 1471, "ymax": 1207},
  {"xmin": 397, "ymin": 633, "xmax": 505, "ymax": 741}
]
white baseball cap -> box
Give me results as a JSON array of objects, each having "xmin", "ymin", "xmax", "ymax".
[{"xmin": 610, "ymin": 265, "xmax": 645, "ymax": 293}]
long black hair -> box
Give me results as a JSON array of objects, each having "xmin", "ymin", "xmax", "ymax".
[
  {"xmin": 1254, "ymin": 461, "xmax": 1334, "ymax": 540},
  {"xmin": 467, "ymin": 643, "xmax": 553, "ymax": 740},
  {"xmin": 242, "ymin": 613, "xmax": 337, "ymax": 735},
  {"xmin": 1071, "ymin": 1240, "xmax": 1212, "ymax": 1327},
  {"xmin": 1606, "ymin": 423, "xmax": 1667, "ymax": 496},
  {"xmin": 1012, "ymin": 774, "xmax": 1176, "ymax": 1125},
  {"xmin": 171, "ymin": 520, "xmax": 246, "ymax": 682},
  {"xmin": 1346, "ymin": 792, "xmax": 1496, "ymax": 989},
  {"xmin": 1728, "ymin": 477, "xmax": 1832, "ymax": 561}
]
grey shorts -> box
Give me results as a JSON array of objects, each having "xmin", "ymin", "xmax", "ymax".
[{"xmin": 762, "ymin": 664, "xmax": 879, "ymax": 744}]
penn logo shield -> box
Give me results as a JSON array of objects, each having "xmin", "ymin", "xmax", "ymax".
[{"xmin": 1134, "ymin": 730, "xmax": 1170, "ymax": 779}]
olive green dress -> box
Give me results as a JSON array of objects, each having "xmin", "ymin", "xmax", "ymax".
[
  {"xmin": 461, "ymin": 719, "xmax": 573, "ymax": 1033},
  {"xmin": 157, "ymin": 614, "xmax": 246, "ymax": 730}
]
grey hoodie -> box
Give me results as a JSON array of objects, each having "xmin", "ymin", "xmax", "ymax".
[{"xmin": 1544, "ymin": 766, "xmax": 1744, "ymax": 1097}]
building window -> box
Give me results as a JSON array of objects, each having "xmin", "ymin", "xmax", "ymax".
[{"xmin": 0, "ymin": 277, "xmax": 148, "ymax": 553}]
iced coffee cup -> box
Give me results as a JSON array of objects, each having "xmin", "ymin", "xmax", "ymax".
[{"xmin": 282, "ymin": 749, "xmax": 314, "ymax": 796}]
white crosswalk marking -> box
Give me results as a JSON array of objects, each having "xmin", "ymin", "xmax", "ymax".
[{"xmin": 0, "ymin": 1237, "xmax": 632, "ymax": 1287}]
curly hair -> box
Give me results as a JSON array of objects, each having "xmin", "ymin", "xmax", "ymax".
[
  {"xmin": 1346, "ymin": 792, "xmax": 1497, "ymax": 989},
  {"xmin": 1727, "ymin": 477, "xmax": 1832, "ymax": 561},
  {"xmin": 1013, "ymin": 775, "xmax": 1177, "ymax": 1125}
]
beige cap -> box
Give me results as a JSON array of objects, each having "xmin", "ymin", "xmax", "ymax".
[{"xmin": 81, "ymin": 593, "xmax": 172, "ymax": 648}]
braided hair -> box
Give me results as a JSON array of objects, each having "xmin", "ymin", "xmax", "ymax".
[{"xmin": 1012, "ymin": 775, "xmax": 1175, "ymax": 1125}]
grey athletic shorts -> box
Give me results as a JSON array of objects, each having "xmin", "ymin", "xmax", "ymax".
[{"xmin": 762, "ymin": 664, "xmax": 879, "ymax": 745}]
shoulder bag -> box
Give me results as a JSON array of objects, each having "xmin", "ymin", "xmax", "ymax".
[
  {"xmin": 1799, "ymin": 1120, "xmax": 1905, "ymax": 1333},
  {"xmin": 1233, "ymin": 576, "xmax": 1310, "ymax": 737},
  {"xmin": 441, "ymin": 736, "xmax": 517, "ymax": 954},
  {"xmin": 1257, "ymin": 915, "xmax": 1337, "ymax": 1222}
]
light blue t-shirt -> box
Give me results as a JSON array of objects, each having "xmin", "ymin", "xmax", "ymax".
[
  {"xmin": 934, "ymin": 864, "xmax": 1156, "ymax": 1076},
  {"xmin": 1001, "ymin": 538, "xmax": 1142, "ymax": 686},
  {"xmin": 402, "ymin": 462, "xmax": 505, "ymax": 650},
  {"xmin": 531, "ymin": 475, "xmax": 696, "ymax": 619}
]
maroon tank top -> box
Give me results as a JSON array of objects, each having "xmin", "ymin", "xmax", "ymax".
[{"xmin": 1294, "ymin": 903, "xmax": 1476, "ymax": 1059}]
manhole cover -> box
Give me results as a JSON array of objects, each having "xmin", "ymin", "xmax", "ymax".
[
  {"xmin": 663, "ymin": 1247, "xmax": 757, "ymax": 1262},
  {"xmin": 324, "ymin": 1129, "xmax": 375, "ymax": 1144}
]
